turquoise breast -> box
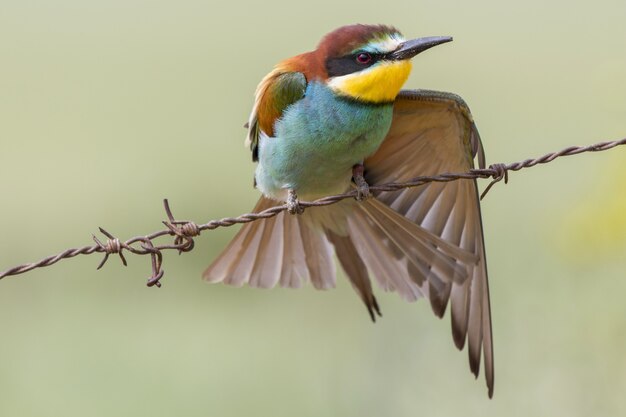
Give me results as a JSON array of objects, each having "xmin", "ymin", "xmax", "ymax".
[{"xmin": 255, "ymin": 82, "xmax": 394, "ymax": 201}]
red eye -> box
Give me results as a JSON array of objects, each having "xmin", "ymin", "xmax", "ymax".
[{"xmin": 356, "ymin": 52, "xmax": 372, "ymax": 64}]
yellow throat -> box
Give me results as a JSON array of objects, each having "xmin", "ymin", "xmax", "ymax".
[{"xmin": 328, "ymin": 60, "xmax": 412, "ymax": 103}]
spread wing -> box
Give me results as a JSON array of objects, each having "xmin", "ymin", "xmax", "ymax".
[
  {"xmin": 365, "ymin": 89, "xmax": 494, "ymax": 397},
  {"xmin": 245, "ymin": 69, "xmax": 307, "ymax": 161}
]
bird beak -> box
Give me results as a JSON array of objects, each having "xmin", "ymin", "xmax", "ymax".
[{"xmin": 389, "ymin": 36, "xmax": 453, "ymax": 61}]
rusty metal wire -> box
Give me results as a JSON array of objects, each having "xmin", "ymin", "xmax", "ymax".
[{"xmin": 1, "ymin": 137, "xmax": 625, "ymax": 286}]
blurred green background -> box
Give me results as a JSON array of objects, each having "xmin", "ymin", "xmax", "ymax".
[{"xmin": 1, "ymin": 0, "xmax": 625, "ymax": 416}]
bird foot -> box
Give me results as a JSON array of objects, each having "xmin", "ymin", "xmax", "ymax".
[
  {"xmin": 287, "ymin": 189, "xmax": 304, "ymax": 215},
  {"xmin": 352, "ymin": 164, "xmax": 370, "ymax": 201}
]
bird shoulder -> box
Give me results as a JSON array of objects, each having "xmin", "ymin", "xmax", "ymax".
[{"xmin": 246, "ymin": 53, "xmax": 325, "ymax": 161}]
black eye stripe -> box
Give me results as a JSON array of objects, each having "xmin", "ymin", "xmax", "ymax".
[{"xmin": 325, "ymin": 52, "xmax": 385, "ymax": 77}]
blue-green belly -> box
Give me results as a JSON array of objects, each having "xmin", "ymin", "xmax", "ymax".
[{"xmin": 255, "ymin": 82, "xmax": 394, "ymax": 201}]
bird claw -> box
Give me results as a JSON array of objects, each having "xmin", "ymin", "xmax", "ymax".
[
  {"xmin": 355, "ymin": 180, "xmax": 370, "ymax": 201},
  {"xmin": 352, "ymin": 164, "xmax": 371, "ymax": 201},
  {"xmin": 287, "ymin": 189, "xmax": 304, "ymax": 215}
]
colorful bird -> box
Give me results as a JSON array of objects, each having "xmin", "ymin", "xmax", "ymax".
[{"xmin": 203, "ymin": 24, "xmax": 494, "ymax": 397}]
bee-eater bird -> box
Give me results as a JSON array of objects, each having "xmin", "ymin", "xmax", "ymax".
[{"xmin": 203, "ymin": 24, "xmax": 494, "ymax": 397}]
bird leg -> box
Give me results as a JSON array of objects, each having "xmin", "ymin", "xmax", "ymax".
[
  {"xmin": 287, "ymin": 189, "xmax": 304, "ymax": 215},
  {"xmin": 352, "ymin": 163, "xmax": 371, "ymax": 201}
]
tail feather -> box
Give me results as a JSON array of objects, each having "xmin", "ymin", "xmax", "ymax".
[
  {"xmin": 203, "ymin": 196, "xmax": 477, "ymax": 316},
  {"xmin": 225, "ymin": 216, "xmax": 266, "ymax": 286},
  {"xmin": 203, "ymin": 196, "xmax": 337, "ymax": 290},
  {"xmin": 327, "ymin": 231, "xmax": 380, "ymax": 321},
  {"xmin": 249, "ymin": 214, "xmax": 284, "ymax": 288},
  {"xmin": 205, "ymin": 212, "xmax": 263, "ymax": 287},
  {"xmin": 298, "ymin": 217, "xmax": 335, "ymax": 290},
  {"xmin": 278, "ymin": 212, "xmax": 309, "ymax": 288}
]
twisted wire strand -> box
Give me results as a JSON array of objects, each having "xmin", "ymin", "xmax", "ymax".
[{"xmin": 1, "ymin": 137, "xmax": 625, "ymax": 285}]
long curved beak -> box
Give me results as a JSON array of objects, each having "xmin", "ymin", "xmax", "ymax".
[{"xmin": 388, "ymin": 36, "xmax": 453, "ymax": 61}]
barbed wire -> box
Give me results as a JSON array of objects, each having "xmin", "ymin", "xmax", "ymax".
[{"xmin": 1, "ymin": 137, "xmax": 625, "ymax": 286}]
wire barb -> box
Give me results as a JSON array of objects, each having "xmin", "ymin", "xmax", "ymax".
[
  {"xmin": 162, "ymin": 199, "xmax": 199, "ymax": 254},
  {"xmin": 139, "ymin": 238, "xmax": 164, "ymax": 288},
  {"xmin": 480, "ymin": 163, "xmax": 510, "ymax": 200},
  {"xmin": 0, "ymin": 137, "xmax": 625, "ymax": 284},
  {"xmin": 92, "ymin": 227, "xmax": 128, "ymax": 270}
]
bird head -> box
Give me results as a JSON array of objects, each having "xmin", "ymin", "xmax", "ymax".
[{"xmin": 314, "ymin": 24, "xmax": 452, "ymax": 104}]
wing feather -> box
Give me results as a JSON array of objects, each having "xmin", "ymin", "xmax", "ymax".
[{"xmin": 365, "ymin": 89, "xmax": 494, "ymax": 397}]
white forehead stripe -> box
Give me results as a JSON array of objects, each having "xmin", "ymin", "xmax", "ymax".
[{"xmin": 360, "ymin": 33, "xmax": 406, "ymax": 54}]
